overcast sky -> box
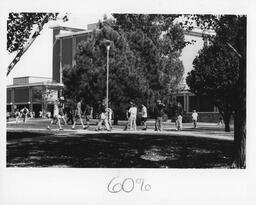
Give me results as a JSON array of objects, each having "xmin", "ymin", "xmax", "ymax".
[{"xmin": 6, "ymin": 13, "xmax": 203, "ymax": 85}]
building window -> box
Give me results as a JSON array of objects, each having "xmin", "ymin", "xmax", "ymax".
[
  {"xmin": 7, "ymin": 105, "xmax": 11, "ymax": 112},
  {"xmin": 189, "ymin": 95, "xmax": 214, "ymax": 112},
  {"xmin": 62, "ymin": 38, "xmax": 73, "ymax": 68},
  {"xmin": 189, "ymin": 96, "xmax": 198, "ymax": 112},
  {"xmin": 32, "ymin": 86, "xmax": 43, "ymax": 103},
  {"xmin": 176, "ymin": 96, "xmax": 184, "ymax": 109},
  {"xmin": 14, "ymin": 88, "xmax": 29, "ymax": 103},
  {"xmin": 7, "ymin": 89, "xmax": 11, "ymax": 103}
]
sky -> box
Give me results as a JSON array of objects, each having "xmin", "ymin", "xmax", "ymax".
[{"xmin": 6, "ymin": 13, "xmax": 203, "ymax": 85}]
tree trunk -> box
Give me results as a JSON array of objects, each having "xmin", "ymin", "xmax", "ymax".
[
  {"xmin": 232, "ymin": 57, "xmax": 246, "ymax": 168},
  {"xmin": 224, "ymin": 115, "xmax": 230, "ymax": 132},
  {"xmin": 233, "ymin": 108, "xmax": 246, "ymax": 168}
]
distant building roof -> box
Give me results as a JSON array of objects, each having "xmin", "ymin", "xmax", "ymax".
[
  {"xmin": 56, "ymin": 29, "xmax": 92, "ymax": 39},
  {"xmin": 54, "ymin": 23, "xmax": 215, "ymax": 40},
  {"xmin": 8, "ymin": 76, "xmax": 63, "ymax": 88},
  {"xmin": 49, "ymin": 25, "xmax": 86, "ymax": 32}
]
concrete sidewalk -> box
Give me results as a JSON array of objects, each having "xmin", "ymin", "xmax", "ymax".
[{"xmin": 7, "ymin": 118, "xmax": 234, "ymax": 141}]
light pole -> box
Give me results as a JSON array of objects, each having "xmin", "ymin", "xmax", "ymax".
[
  {"xmin": 106, "ymin": 42, "xmax": 111, "ymax": 110},
  {"xmin": 10, "ymin": 102, "xmax": 13, "ymax": 113}
]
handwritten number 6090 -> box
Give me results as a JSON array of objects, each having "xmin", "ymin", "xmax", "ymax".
[{"xmin": 107, "ymin": 177, "xmax": 151, "ymax": 193}]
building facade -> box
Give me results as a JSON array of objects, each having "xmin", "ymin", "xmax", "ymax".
[
  {"xmin": 7, "ymin": 76, "xmax": 63, "ymax": 117},
  {"xmin": 51, "ymin": 26, "xmax": 91, "ymax": 83}
]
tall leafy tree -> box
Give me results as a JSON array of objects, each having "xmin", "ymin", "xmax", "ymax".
[
  {"xmin": 63, "ymin": 24, "xmax": 147, "ymax": 117},
  {"xmin": 186, "ymin": 42, "xmax": 239, "ymax": 132},
  {"xmin": 112, "ymin": 14, "xmax": 186, "ymax": 110},
  {"xmin": 185, "ymin": 15, "xmax": 246, "ymax": 168},
  {"xmin": 63, "ymin": 14, "xmax": 186, "ymax": 117},
  {"xmin": 218, "ymin": 15, "xmax": 246, "ymax": 168}
]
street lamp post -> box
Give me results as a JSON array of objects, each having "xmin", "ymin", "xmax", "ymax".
[
  {"xmin": 10, "ymin": 102, "xmax": 13, "ymax": 113},
  {"xmin": 106, "ymin": 45, "xmax": 110, "ymax": 110}
]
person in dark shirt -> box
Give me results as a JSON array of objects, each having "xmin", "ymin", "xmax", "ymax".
[
  {"xmin": 154, "ymin": 100, "xmax": 165, "ymax": 131},
  {"xmin": 66, "ymin": 103, "xmax": 74, "ymax": 125},
  {"xmin": 84, "ymin": 104, "xmax": 93, "ymax": 128},
  {"xmin": 58, "ymin": 97, "xmax": 67, "ymax": 125}
]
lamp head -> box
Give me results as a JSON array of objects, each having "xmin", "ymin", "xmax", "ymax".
[{"xmin": 103, "ymin": 39, "xmax": 111, "ymax": 50}]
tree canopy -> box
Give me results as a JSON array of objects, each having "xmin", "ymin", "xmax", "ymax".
[
  {"xmin": 7, "ymin": 12, "xmax": 68, "ymax": 75},
  {"xmin": 63, "ymin": 14, "xmax": 186, "ymax": 117},
  {"xmin": 185, "ymin": 14, "xmax": 246, "ymax": 167},
  {"xmin": 186, "ymin": 40, "xmax": 239, "ymax": 131},
  {"xmin": 63, "ymin": 25, "xmax": 146, "ymax": 116}
]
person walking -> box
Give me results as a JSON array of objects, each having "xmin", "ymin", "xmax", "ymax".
[
  {"xmin": 141, "ymin": 104, "xmax": 148, "ymax": 130},
  {"xmin": 72, "ymin": 98, "xmax": 86, "ymax": 130},
  {"xmin": 217, "ymin": 115, "xmax": 224, "ymax": 126},
  {"xmin": 14, "ymin": 109, "xmax": 20, "ymax": 123},
  {"xmin": 59, "ymin": 97, "xmax": 67, "ymax": 125},
  {"xmin": 123, "ymin": 103, "xmax": 131, "ymax": 131},
  {"xmin": 106, "ymin": 107, "xmax": 113, "ymax": 130},
  {"xmin": 192, "ymin": 110, "xmax": 198, "ymax": 128},
  {"xmin": 154, "ymin": 100, "xmax": 165, "ymax": 131},
  {"xmin": 84, "ymin": 104, "xmax": 93, "ymax": 129},
  {"xmin": 95, "ymin": 103, "xmax": 110, "ymax": 131},
  {"xmin": 66, "ymin": 103, "xmax": 74, "ymax": 125},
  {"xmin": 129, "ymin": 102, "xmax": 137, "ymax": 131},
  {"xmin": 39, "ymin": 110, "xmax": 43, "ymax": 118},
  {"xmin": 47, "ymin": 100, "xmax": 63, "ymax": 130},
  {"xmin": 20, "ymin": 106, "xmax": 29, "ymax": 123},
  {"xmin": 29, "ymin": 111, "xmax": 33, "ymax": 119},
  {"xmin": 176, "ymin": 114, "xmax": 183, "ymax": 131}
]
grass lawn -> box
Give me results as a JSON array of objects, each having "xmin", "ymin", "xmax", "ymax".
[{"xmin": 7, "ymin": 131, "xmax": 233, "ymax": 168}]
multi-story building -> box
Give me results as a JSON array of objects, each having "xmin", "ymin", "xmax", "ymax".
[{"xmin": 7, "ymin": 76, "xmax": 63, "ymax": 117}]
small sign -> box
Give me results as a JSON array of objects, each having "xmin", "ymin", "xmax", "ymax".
[{"xmin": 44, "ymin": 90, "xmax": 58, "ymax": 102}]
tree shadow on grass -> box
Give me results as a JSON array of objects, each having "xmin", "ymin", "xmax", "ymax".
[{"xmin": 7, "ymin": 132, "xmax": 233, "ymax": 168}]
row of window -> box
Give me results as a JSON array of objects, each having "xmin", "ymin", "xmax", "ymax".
[
  {"xmin": 176, "ymin": 95, "xmax": 215, "ymax": 112},
  {"xmin": 7, "ymin": 87, "xmax": 44, "ymax": 104}
]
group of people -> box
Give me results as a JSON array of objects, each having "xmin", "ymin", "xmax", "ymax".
[
  {"xmin": 47, "ymin": 97, "xmax": 93, "ymax": 131},
  {"xmin": 6, "ymin": 97, "xmax": 201, "ymax": 132},
  {"xmin": 13, "ymin": 106, "xmax": 33, "ymax": 123},
  {"xmin": 46, "ymin": 97, "xmax": 148, "ymax": 131},
  {"xmin": 45, "ymin": 97, "xmax": 200, "ymax": 131},
  {"xmin": 173, "ymin": 110, "xmax": 198, "ymax": 131},
  {"xmin": 95, "ymin": 104, "xmax": 113, "ymax": 131},
  {"xmin": 123, "ymin": 102, "xmax": 148, "ymax": 131},
  {"xmin": 123, "ymin": 100, "xmax": 199, "ymax": 131}
]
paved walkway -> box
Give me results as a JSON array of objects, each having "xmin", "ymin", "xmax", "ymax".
[{"xmin": 7, "ymin": 118, "xmax": 234, "ymax": 141}]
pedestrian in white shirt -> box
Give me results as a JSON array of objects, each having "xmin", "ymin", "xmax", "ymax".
[
  {"xmin": 192, "ymin": 110, "xmax": 198, "ymax": 128},
  {"xmin": 128, "ymin": 102, "xmax": 137, "ymax": 131},
  {"xmin": 176, "ymin": 115, "xmax": 183, "ymax": 131},
  {"xmin": 47, "ymin": 100, "xmax": 63, "ymax": 130}
]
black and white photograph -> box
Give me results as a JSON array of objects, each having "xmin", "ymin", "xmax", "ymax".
[
  {"xmin": 6, "ymin": 13, "xmax": 246, "ymax": 168},
  {"xmin": 1, "ymin": 0, "xmax": 255, "ymax": 204}
]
